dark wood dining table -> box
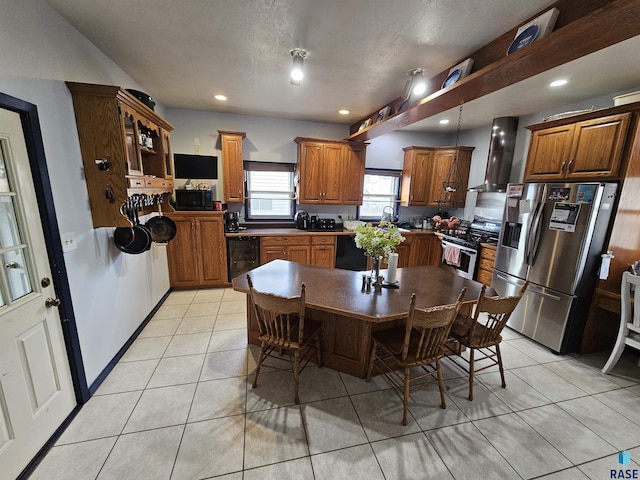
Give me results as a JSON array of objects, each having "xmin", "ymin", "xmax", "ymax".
[{"xmin": 232, "ymin": 260, "xmax": 493, "ymax": 378}]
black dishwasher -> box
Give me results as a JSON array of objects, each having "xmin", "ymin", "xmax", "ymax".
[
  {"xmin": 335, "ymin": 236, "xmax": 368, "ymax": 271},
  {"xmin": 227, "ymin": 236, "xmax": 260, "ymax": 281}
]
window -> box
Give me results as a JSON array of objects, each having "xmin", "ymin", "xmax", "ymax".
[
  {"xmin": 244, "ymin": 162, "xmax": 295, "ymax": 220},
  {"xmin": 359, "ymin": 169, "xmax": 401, "ymax": 220}
]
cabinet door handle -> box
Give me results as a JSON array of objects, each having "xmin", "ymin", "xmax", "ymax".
[
  {"xmin": 567, "ymin": 159, "xmax": 574, "ymax": 172},
  {"xmin": 560, "ymin": 161, "xmax": 566, "ymax": 174}
]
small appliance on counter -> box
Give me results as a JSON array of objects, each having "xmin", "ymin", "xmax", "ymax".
[
  {"xmin": 317, "ymin": 218, "xmax": 336, "ymax": 230},
  {"xmin": 175, "ymin": 189, "xmax": 214, "ymax": 211},
  {"xmin": 294, "ymin": 210, "xmax": 310, "ymax": 229},
  {"xmin": 224, "ymin": 211, "xmax": 240, "ymax": 233}
]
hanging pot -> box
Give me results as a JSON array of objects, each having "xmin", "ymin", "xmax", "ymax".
[
  {"xmin": 145, "ymin": 199, "xmax": 177, "ymax": 244},
  {"xmin": 113, "ymin": 198, "xmax": 152, "ymax": 254},
  {"xmin": 145, "ymin": 215, "xmax": 176, "ymax": 243}
]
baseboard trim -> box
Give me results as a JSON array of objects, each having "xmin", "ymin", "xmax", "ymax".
[{"xmin": 89, "ymin": 288, "xmax": 173, "ymax": 395}]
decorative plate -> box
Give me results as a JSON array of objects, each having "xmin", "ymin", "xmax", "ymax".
[
  {"xmin": 441, "ymin": 68, "xmax": 462, "ymax": 89},
  {"xmin": 507, "ymin": 24, "xmax": 539, "ymax": 55}
]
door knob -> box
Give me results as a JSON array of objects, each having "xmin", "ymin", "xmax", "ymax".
[{"xmin": 45, "ymin": 297, "xmax": 61, "ymax": 308}]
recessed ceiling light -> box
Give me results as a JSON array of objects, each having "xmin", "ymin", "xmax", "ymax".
[
  {"xmin": 339, "ymin": 109, "xmax": 350, "ymax": 115},
  {"xmin": 439, "ymin": 119, "xmax": 450, "ymax": 125},
  {"xmin": 214, "ymin": 94, "xmax": 227, "ymax": 101},
  {"xmin": 549, "ymin": 79, "xmax": 569, "ymax": 87}
]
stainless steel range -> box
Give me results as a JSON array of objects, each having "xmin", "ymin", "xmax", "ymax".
[{"xmin": 441, "ymin": 219, "xmax": 501, "ymax": 279}]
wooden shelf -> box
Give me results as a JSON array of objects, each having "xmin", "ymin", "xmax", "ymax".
[{"xmin": 347, "ymin": 0, "xmax": 640, "ymax": 142}]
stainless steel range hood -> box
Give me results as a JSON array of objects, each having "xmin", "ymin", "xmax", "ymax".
[{"xmin": 469, "ymin": 117, "xmax": 519, "ymax": 192}]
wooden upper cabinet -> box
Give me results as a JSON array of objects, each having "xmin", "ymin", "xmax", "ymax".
[
  {"xmin": 321, "ymin": 143, "xmax": 343, "ymax": 204},
  {"xmin": 218, "ymin": 130, "xmax": 246, "ymax": 203},
  {"xmin": 524, "ymin": 124, "xmax": 575, "ymax": 180},
  {"xmin": 401, "ymin": 146, "xmax": 472, "ymax": 208},
  {"xmin": 66, "ymin": 82, "xmax": 175, "ymax": 228},
  {"xmin": 401, "ymin": 147, "xmax": 432, "ymax": 206},
  {"xmin": 567, "ymin": 114, "xmax": 631, "ymax": 179},
  {"xmin": 297, "ymin": 142, "xmax": 324, "ymax": 203},
  {"xmin": 524, "ymin": 113, "xmax": 631, "ymax": 182},
  {"xmin": 427, "ymin": 147, "xmax": 473, "ymax": 207},
  {"xmin": 295, "ymin": 137, "xmax": 367, "ymax": 205},
  {"xmin": 342, "ymin": 144, "xmax": 366, "ymax": 205}
]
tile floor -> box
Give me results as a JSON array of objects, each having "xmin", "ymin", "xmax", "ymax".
[{"xmin": 29, "ymin": 287, "xmax": 640, "ymax": 480}]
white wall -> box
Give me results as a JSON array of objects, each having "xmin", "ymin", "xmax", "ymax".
[
  {"xmin": 0, "ymin": 0, "xmax": 170, "ymax": 385},
  {"xmin": 166, "ymin": 109, "xmax": 348, "ymax": 200}
]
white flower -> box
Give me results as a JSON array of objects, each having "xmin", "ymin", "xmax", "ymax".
[{"xmin": 354, "ymin": 221, "xmax": 405, "ymax": 260}]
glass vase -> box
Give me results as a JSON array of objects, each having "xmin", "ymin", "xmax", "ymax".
[{"xmin": 371, "ymin": 255, "xmax": 382, "ymax": 285}]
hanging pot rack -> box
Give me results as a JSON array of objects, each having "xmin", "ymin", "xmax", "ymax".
[{"xmin": 437, "ymin": 100, "xmax": 465, "ymax": 210}]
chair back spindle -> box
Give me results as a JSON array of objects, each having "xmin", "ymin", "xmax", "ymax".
[
  {"xmin": 401, "ymin": 288, "xmax": 466, "ymax": 363},
  {"xmin": 247, "ymin": 275, "xmax": 306, "ymax": 347}
]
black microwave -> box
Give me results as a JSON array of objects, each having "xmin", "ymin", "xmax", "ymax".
[{"xmin": 175, "ymin": 189, "xmax": 214, "ymax": 210}]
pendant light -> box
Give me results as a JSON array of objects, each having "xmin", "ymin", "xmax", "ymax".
[{"xmin": 439, "ymin": 100, "xmax": 465, "ymax": 209}]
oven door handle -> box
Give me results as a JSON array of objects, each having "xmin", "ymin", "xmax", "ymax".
[{"xmin": 442, "ymin": 241, "xmax": 478, "ymax": 256}]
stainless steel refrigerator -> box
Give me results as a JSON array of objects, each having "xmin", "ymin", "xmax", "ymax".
[{"xmin": 492, "ymin": 182, "xmax": 618, "ymax": 353}]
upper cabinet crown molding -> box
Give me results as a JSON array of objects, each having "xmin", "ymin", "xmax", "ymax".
[{"xmin": 347, "ymin": 0, "xmax": 640, "ymax": 142}]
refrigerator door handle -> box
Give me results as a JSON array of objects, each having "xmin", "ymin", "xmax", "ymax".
[
  {"xmin": 526, "ymin": 284, "xmax": 564, "ymax": 301},
  {"xmin": 525, "ymin": 187, "xmax": 545, "ymax": 266},
  {"xmin": 529, "ymin": 206, "xmax": 545, "ymax": 265},
  {"xmin": 495, "ymin": 273, "xmax": 526, "ymax": 287}
]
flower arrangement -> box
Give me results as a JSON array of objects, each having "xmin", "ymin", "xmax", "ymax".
[{"xmin": 354, "ymin": 221, "xmax": 406, "ymax": 260}]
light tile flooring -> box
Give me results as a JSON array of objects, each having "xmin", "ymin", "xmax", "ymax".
[{"xmin": 30, "ymin": 288, "xmax": 640, "ymax": 480}]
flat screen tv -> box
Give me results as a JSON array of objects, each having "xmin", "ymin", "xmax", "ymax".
[{"xmin": 173, "ymin": 154, "xmax": 218, "ymax": 179}]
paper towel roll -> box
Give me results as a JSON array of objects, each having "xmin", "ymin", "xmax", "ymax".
[{"xmin": 387, "ymin": 252, "xmax": 398, "ymax": 283}]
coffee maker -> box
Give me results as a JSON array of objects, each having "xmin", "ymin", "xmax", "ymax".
[{"xmin": 224, "ymin": 211, "xmax": 240, "ymax": 232}]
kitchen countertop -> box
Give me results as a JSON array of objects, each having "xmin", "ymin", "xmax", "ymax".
[{"xmin": 225, "ymin": 227, "xmax": 438, "ymax": 237}]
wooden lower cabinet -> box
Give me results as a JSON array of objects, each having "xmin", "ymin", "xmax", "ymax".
[
  {"xmin": 394, "ymin": 235, "xmax": 413, "ymax": 268},
  {"xmin": 409, "ymin": 234, "xmax": 442, "ymax": 267},
  {"xmin": 261, "ymin": 236, "xmax": 311, "ymax": 264},
  {"xmin": 311, "ymin": 236, "xmax": 336, "ymax": 267},
  {"xmin": 476, "ymin": 244, "xmax": 497, "ymax": 286},
  {"xmin": 166, "ymin": 212, "xmax": 228, "ymax": 288}
]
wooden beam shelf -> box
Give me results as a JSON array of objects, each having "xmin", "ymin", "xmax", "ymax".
[{"xmin": 347, "ymin": 0, "xmax": 640, "ymax": 142}]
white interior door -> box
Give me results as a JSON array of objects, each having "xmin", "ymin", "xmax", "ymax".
[{"xmin": 0, "ymin": 108, "xmax": 76, "ymax": 479}]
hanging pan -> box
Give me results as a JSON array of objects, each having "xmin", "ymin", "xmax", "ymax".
[
  {"xmin": 113, "ymin": 198, "xmax": 152, "ymax": 254},
  {"xmin": 145, "ymin": 197, "xmax": 177, "ymax": 244}
]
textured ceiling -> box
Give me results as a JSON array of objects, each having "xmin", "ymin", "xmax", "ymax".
[{"xmin": 45, "ymin": 0, "xmax": 640, "ymax": 131}]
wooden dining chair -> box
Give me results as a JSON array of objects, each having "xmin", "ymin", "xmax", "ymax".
[
  {"xmin": 602, "ymin": 271, "xmax": 640, "ymax": 374},
  {"xmin": 247, "ymin": 274, "xmax": 322, "ymax": 404},
  {"xmin": 446, "ymin": 282, "xmax": 528, "ymax": 400},
  {"xmin": 366, "ymin": 289, "xmax": 466, "ymax": 425}
]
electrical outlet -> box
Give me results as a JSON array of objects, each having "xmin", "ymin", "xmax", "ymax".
[{"xmin": 61, "ymin": 232, "xmax": 77, "ymax": 252}]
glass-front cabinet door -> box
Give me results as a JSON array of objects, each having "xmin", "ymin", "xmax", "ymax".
[
  {"xmin": 161, "ymin": 129, "xmax": 173, "ymax": 178},
  {"xmin": 122, "ymin": 112, "xmax": 143, "ymax": 176}
]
